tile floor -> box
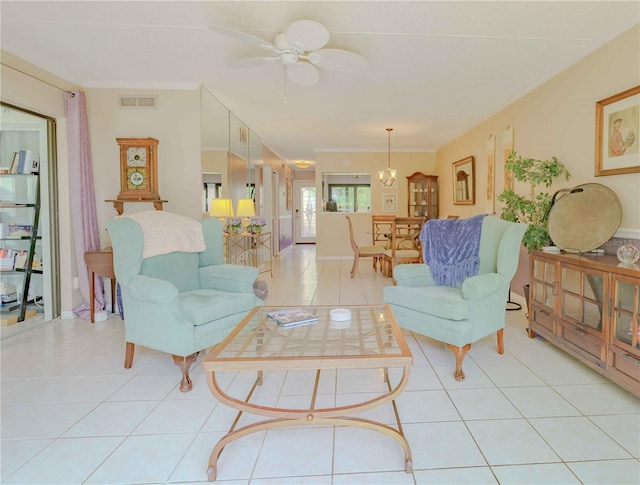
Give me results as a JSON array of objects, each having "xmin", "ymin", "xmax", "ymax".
[{"xmin": 1, "ymin": 244, "xmax": 639, "ymax": 484}]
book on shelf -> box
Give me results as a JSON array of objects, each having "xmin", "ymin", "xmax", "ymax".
[
  {"xmin": 10, "ymin": 150, "xmax": 34, "ymax": 175},
  {"xmin": 8, "ymin": 152, "xmax": 20, "ymax": 173},
  {"xmin": 267, "ymin": 308, "xmax": 319, "ymax": 328},
  {"xmin": 17, "ymin": 150, "xmax": 27, "ymax": 174}
]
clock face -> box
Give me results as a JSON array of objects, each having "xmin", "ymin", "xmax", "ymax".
[
  {"xmin": 127, "ymin": 147, "xmax": 147, "ymax": 167},
  {"xmin": 127, "ymin": 168, "xmax": 147, "ymax": 190}
]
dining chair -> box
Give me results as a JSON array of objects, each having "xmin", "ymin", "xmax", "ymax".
[
  {"xmin": 346, "ymin": 216, "xmax": 385, "ymax": 278},
  {"xmin": 382, "ymin": 216, "xmax": 426, "ymax": 280},
  {"xmin": 371, "ymin": 214, "xmax": 395, "ymax": 256}
]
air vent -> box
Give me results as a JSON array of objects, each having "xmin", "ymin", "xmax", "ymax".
[{"xmin": 118, "ymin": 95, "xmax": 158, "ymax": 109}]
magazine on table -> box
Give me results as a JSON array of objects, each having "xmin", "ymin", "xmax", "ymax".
[{"xmin": 267, "ymin": 308, "xmax": 319, "ymax": 328}]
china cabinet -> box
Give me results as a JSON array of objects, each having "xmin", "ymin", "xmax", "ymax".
[
  {"xmin": 406, "ymin": 172, "xmax": 437, "ymax": 219},
  {"xmin": 529, "ymin": 250, "xmax": 640, "ymax": 397}
]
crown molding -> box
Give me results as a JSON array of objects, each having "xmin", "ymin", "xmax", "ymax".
[{"xmin": 81, "ymin": 81, "xmax": 200, "ymax": 90}]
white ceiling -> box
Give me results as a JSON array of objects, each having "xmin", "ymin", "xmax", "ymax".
[{"xmin": 2, "ymin": 1, "xmax": 639, "ymax": 165}]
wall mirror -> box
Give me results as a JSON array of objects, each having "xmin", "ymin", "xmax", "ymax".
[
  {"xmin": 453, "ymin": 156, "xmax": 475, "ymax": 205},
  {"xmin": 201, "ymin": 88, "xmax": 229, "ymax": 213},
  {"xmin": 229, "ymin": 113, "xmax": 249, "ymax": 204},
  {"xmin": 248, "ymin": 128, "xmax": 263, "ymax": 208},
  {"xmin": 321, "ymin": 173, "xmax": 371, "ymax": 212}
]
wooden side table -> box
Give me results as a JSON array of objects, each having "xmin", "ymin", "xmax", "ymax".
[{"xmin": 84, "ymin": 249, "xmax": 116, "ymax": 323}]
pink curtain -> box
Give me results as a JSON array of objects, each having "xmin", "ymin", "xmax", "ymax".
[{"xmin": 65, "ymin": 91, "xmax": 104, "ymax": 319}]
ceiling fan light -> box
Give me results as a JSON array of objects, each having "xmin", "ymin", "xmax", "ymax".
[
  {"xmin": 281, "ymin": 51, "xmax": 298, "ymax": 66},
  {"xmin": 307, "ymin": 52, "xmax": 322, "ymax": 64}
]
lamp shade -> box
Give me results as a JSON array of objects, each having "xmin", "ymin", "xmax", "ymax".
[
  {"xmin": 209, "ymin": 198, "xmax": 234, "ymax": 219},
  {"xmin": 235, "ymin": 199, "xmax": 256, "ymax": 218}
]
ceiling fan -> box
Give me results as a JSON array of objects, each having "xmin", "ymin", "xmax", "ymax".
[{"xmin": 211, "ymin": 20, "xmax": 368, "ymax": 87}]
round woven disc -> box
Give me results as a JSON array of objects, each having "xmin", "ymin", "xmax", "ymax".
[{"xmin": 547, "ymin": 183, "xmax": 621, "ymax": 253}]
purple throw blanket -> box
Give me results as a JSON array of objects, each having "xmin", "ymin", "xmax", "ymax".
[{"xmin": 420, "ymin": 214, "xmax": 486, "ymax": 287}]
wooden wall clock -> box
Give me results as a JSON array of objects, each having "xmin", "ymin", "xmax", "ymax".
[{"xmin": 116, "ymin": 137, "xmax": 160, "ymax": 201}]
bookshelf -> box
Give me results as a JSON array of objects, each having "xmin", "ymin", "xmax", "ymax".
[{"xmin": 0, "ymin": 173, "xmax": 42, "ymax": 323}]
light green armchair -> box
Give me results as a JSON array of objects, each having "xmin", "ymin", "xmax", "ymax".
[
  {"xmin": 107, "ymin": 213, "xmax": 261, "ymax": 392},
  {"xmin": 384, "ymin": 216, "xmax": 527, "ymax": 381}
]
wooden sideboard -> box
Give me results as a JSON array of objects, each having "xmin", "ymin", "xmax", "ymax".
[{"xmin": 529, "ymin": 250, "xmax": 640, "ymax": 397}]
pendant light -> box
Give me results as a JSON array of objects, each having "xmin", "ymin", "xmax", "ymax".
[{"xmin": 379, "ymin": 128, "xmax": 397, "ymax": 187}]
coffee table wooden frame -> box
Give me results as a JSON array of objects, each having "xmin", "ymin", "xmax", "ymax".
[{"xmin": 202, "ymin": 304, "xmax": 413, "ymax": 481}]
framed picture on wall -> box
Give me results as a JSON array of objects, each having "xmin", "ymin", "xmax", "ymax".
[
  {"xmin": 453, "ymin": 156, "xmax": 475, "ymax": 205},
  {"xmin": 595, "ymin": 85, "xmax": 640, "ymax": 176},
  {"xmin": 382, "ymin": 193, "xmax": 397, "ymax": 212}
]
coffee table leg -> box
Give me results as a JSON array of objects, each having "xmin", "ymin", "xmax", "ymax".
[{"xmin": 205, "ymin": 365, "xmax": 413, "ymax": 480}]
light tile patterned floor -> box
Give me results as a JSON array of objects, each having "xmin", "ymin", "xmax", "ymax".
[{"xmin": 1, "ymin": 244, "xmax": 639, "ymax": 484}]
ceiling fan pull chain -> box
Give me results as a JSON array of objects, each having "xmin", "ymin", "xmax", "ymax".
[{"xmin": 283, "ymin": 69, "xmax": 287, "ymax": 105}]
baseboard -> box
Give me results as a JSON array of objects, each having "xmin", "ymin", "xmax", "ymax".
[{"xmin": 315, "ymin": 256, "xmax": 352, "ymax": 261}]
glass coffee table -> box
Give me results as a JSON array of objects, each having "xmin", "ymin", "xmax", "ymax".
[{"xmin": 202, "ymin": 304, "xmax": 413, "ymax": 481}]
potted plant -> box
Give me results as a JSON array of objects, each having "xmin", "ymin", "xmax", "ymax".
[
  {"xmin": 247, "ymin": 216, "xmax": 266, "ymax": 234},
  {"xmin": 224, "ymin": 217, "xmax": 242, "ymax": 234},
  {"xmin": 497, "ymin": 151, "xmax": 570, "ymax": 251},
  {"xmin": 497, "ymin": 152, "xmax": 570, "ymax": 310}
]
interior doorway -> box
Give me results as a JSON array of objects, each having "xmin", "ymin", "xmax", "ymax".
[
  {"xmin": 293, "ymin": 181, "xmax": 316, "ymax": 244},
  {"xmin": 0, "ymin": 102, "xmax": 60, "ymax": 331}
]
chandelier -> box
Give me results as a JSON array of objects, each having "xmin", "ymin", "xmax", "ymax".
[
  {"xmin": 294, "ymin": 160, "xmax": 313, "ymax": 169},
  {"xmin": 379, "ymin": 128, "xmax": 397, "ymax": 187}
]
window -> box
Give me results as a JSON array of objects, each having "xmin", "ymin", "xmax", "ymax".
[{"xmin": 328, "ymin": 184, "xmax": 371, "ymax": 212}]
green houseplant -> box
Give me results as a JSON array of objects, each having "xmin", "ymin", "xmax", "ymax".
[{"xmin": 497, "ymin": 151, "xmax": 571, "ymax": 251}]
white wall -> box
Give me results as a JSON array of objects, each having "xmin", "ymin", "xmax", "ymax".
[
  {"xmin": 0, "ymin": 51, "xmax": 77, "ymax": 313},
  {"xmin": 86, "ymin": 88, "xmax": 202, "ymax": 251},
  {"xmin": 437, "ymin": 24, "xmax": 640, "ymax": 231},
  {"xmin": 315, "ymin": 150, "xmax": 436, "ymax": 258}
]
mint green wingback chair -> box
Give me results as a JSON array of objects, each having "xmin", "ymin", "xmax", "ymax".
[
  {"xmin": 384, "ymin": 216, "xmax": 527, "ymax": 381},
  {"xmin": 107, "ymin": 215, "xmax": 261, "ymax": 392}
]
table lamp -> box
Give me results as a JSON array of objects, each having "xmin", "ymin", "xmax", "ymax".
[
  {"xmin": 209, "ymin": 198, "xmax": 234, "ymax": 225},
  {"xmin": 235, "ymin": 199, "xmax": 255, "ymax": 232}
]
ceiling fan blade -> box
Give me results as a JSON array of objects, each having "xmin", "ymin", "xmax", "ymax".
[
  {"xmin": 229, "ymin": 57, "xmax": 278, "ymax": 68},
  {"xmin": 310, "ymin": 49, "xmax": 369, "ymax": 72},
  {"xmin": 209, "ymin": 25, "xmax": 274, "ymax": 50},
  {"xmin": 286, "ymin": 62, "xmax": 320, "ymax": 87},
  {"xmin": 285, "ymin": 20, "xmax": 329, "ymax": 52}
]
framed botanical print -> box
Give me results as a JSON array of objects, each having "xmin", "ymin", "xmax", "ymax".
[
  {"xmin": 382, "ymin": 193, "xmax": 397, "ymax": 212},
  {"xmin": 595, "ymin": 85, "xmax": 640, "ymax": 176}
]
